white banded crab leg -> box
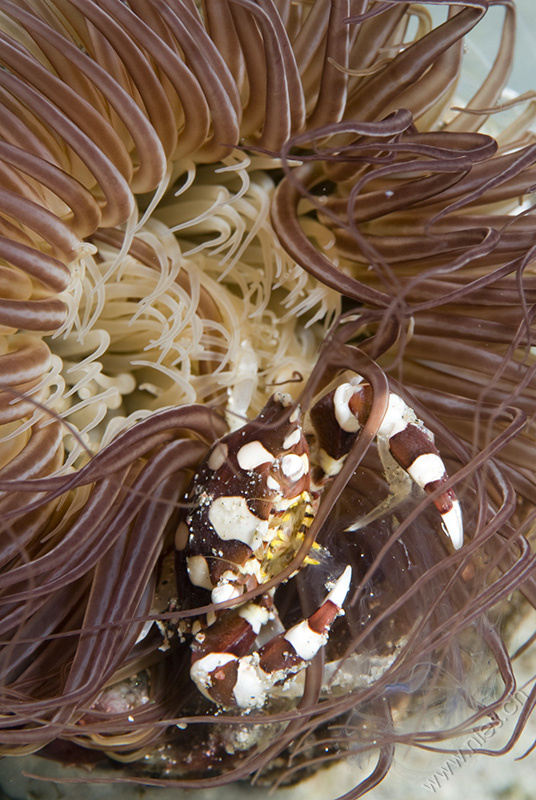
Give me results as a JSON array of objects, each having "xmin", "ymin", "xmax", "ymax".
[
  {"xmin": 309, "ymin": 381, "xmax": 463, "ymax": 549},
  {"xmin": 191, "ymin": 566, "xmax": 351, "ymax": 709}
]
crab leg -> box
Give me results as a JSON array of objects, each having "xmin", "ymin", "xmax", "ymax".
[
  {"xmin": 380, "ymin": 393, "xmax": 463, "ymax": 549},
  {"xmin": 190, "ymin": 565, "xmax": 352, "ymax": 709},
  {"xmin": 310, "ymin": 382, "xmax": 463, "ymax": 549}
]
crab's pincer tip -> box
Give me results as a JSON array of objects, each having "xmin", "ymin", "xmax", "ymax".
[
  {"xmin": 326, "ymin": 564, "xmax": 352, "ymax": 609},
  {"xmin": 441, "ymin": 499, "xmax": 464, "ymax": 550}
]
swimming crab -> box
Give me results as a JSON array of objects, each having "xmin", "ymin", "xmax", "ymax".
[{"xmin": 175, "ymin": 379, "xmax": 463, "ymax": 710}]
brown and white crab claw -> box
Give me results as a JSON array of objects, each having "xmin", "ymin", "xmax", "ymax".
[
  {"xmin": 313, "ymin": 383, "xmax": 464, "ymax": 550},
  {"xmin": 380, "ymin": 393, "xmax": 464, "ymax": 550},
  {"xmin": 190, "ymin": 566, "xmax": 352, "ymax": 709}
]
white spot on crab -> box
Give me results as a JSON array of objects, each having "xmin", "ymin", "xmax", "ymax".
[
  {"xmin": 266, "ymin": 475, "xmax": 280, "ymax": 492},
  {"xmin": 284, "ymin": 620, "xmax": 327, "ymax": 660},
  {"xmin": 191, "ymin": 652, "xmax": 237, "ymax": 695},
  {"xmin": 238, "ymin": 602, "xmax": 271, "ymax": 634},
  {"xmin": 378, "ymin": 393, "xmax": 421, "ymax": 439},
  {"xmin": 272, "ymin": 493, "xmax": 303, "ymax": 512},
  {"xmin": 212, "ymin": 582, "xmax": 242, "ymax": 604},
  {"xmin": 233, "ymin": 656, "xmax": 271, "ymax": 708},
  {"xmin": 242, "ymin": 557, "xmax": 263, "ymax": 578},
  {"xmin": 187, "ymin": 555, "xmax": 213, "ymax": 590},
  {"xmin": 283, "ymin": 428, "xmax": 301, "ymax": 450},
  {"xmin": 281, "ymin": 453, "xmax": 306, "ymax": 481},
  {"xmin": 318, "ymin": 449, "xmax": 346, "ymax": 478},
  {"xmin": 406, "ymin": 452, "xmax": 445, "ymax": 488},
  {"xmin": 208, "ymin": 442, "xmax": 228, "ymax": 471},
  {"xmin": 333, "ymin": 383, "xmax": 361, "ymax": 432},
  {"xmin": 237, "ymin": 440, "xmax": 274, "ymax": 471},
  {"xmin": 208, "ymin": 495, "xmax": 270, "ymax": 548}
]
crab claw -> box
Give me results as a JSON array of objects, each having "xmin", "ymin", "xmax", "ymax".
[
  {"xmin": 437, "ymin": 495, "xmax": 464, "ymax": 551},
  {"xmin": 190, "ymin": 566, "xmax": 352, "ymax": 709},
  {"xmin": 382, "ymin": 394, "xmax": 464, "ymax": 550},
  {"xmin": 310, "ymin": 384, "xmax": 464, "ymax": 549}
]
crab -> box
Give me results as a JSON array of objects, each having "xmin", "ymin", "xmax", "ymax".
[{"xmin": 174, "ymin": 379, "xmax": 463, "ymax": 710}]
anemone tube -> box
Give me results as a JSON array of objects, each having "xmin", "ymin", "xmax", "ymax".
[{"xmin": 1, "ymin": 1, "xmax": 536, "ymax": 797}]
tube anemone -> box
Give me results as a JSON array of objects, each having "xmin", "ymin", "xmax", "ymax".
[{"xmin": 1, "ymin": 1, "xmax": 536, "ymax": 798}]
